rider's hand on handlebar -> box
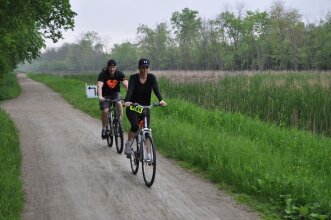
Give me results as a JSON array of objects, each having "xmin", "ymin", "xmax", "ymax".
[
  {"xmin": 98, "ymin": 96, "xmax": 105, "ymax": 101},
  {"xmin": 124, "ymin": 102, "xmax": 132, "ymax": 107},
  {"xmin": 159, "ymin": 100, "xmax": 167, "ymax": 106}
]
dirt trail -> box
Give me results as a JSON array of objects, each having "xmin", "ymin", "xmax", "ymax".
[{"xmin": 2, "ymin": 74, "xmax": 260, "ymax": 220}]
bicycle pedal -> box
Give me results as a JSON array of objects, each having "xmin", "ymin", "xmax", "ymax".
[{"xmin": 145, "ymin": 160, "xmax": 153, "ymax": 166}]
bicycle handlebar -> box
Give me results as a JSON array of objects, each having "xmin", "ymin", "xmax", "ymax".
[
  {"xmin": 104, "ymin": 98, "xmax": 123, "ymax": 104},
  {"xmin": 131, "ymin": 102, "xmax": 164, "ymax": 109}
]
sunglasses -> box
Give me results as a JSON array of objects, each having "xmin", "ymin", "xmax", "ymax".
[{"xmin": 140, "ymin": 66, "xmax": 149, "ymax": 69}]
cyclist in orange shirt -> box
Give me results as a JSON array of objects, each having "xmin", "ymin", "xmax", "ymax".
[{"xmin": 97, "ymin": 59, "xmax": 128, "ymax": 139}]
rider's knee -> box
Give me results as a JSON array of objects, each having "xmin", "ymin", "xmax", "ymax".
[{"xmin": 130, "ymin": 126, "xmax": 139, "ymax": 133}]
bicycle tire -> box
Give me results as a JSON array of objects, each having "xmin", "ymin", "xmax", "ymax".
[
  {"xmin": 142, "ymin": 135, "xmax": 156, "ymax": 187},
  {"xmin": 114, "ymin": 120, "xmax": 124, "ymax": 154},
  {"xmin": 106, "ymin": 129, "xmax": 113, "ymax": 148},
  {"xmin": 107, "ymin": 118, "xmax": 113, "ymax": 147},
  {"xmin": 130, "ymin": 137, "xmax": 139, "ymax": 174}
]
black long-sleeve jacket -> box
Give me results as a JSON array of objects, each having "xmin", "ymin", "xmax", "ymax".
[{"xmin": 125, "ymin": 73, "xmax": 163, "ymax": 105}]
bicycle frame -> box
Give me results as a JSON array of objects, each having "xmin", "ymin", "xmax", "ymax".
[
  {"xmin": 108, "ymin": 101, "xmax": 116, "ymax": 128},
  {"xmin": 140, "ymin": 108, "xmax": 152, "ymax": 134},
  {"xmin": 105, "ymin": 98, "xmax": 122, "ymax": 129},
  {"xmin": 104, "ymin": 98, "xmax": 124, "ymax": 153},
  {"xmin": 136, "ymin": 109, "xmax": 152, "ymax": 160}
]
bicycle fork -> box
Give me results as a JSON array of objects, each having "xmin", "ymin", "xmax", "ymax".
[
  {"xmin": 107, "ymin": 112, "xmax": 112, "ymax": 134},
  {"xmin": 139, "ymin": 128, "xmax": 152, "ymax": 161},
  {"xmin": 108, "ymin": 110, "xmax": 117, "ymax": 135}
]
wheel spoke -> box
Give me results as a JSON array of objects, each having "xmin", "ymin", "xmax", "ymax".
[
  {"xmin": 142, "ymin": 136, "xmax": 156, "ymax": 187},
  {"xmin": 130, "ymin": 137, "xmax": 139, "ymax": 174}
]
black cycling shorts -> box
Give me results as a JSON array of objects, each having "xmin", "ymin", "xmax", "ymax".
[
  {"xmin": 126, "ymin": 107, "xmax": 150, "ymax": 133},
  {"xmin": 99, "ymin": 93, "xmax": 121, "ymax": 110}
]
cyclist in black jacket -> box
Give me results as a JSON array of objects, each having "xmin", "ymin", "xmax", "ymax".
[{"xmin": 124, "ymin": 58, "xmax": 167, "ymax": 155}]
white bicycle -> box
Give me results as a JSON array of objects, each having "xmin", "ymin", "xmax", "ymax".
[{"xmin": 128, "ymin": 103, "xmax": 163, "ymax": 187}]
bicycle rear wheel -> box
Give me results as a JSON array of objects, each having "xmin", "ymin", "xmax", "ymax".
[
  {"xmin": 130, "ymin": 137, "xmax": 139, "ymax": 174},
  {"xmin": 114, "ymin": 120, "xmax": 124, "ymax": 154},
  {"xmin": 142, "ymin": 135, "xmax": 156, "ymax": 187}
]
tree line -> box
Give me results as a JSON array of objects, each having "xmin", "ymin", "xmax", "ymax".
[
  {"xmin": 20, "ymin": 1, "xmax": 331, "ymax": 73},
  {"xmin": 0, "ymin": 0, "xmax": 76, "ymax": 79}
]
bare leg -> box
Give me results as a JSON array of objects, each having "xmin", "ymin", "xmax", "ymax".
[
  {"xmin": 127, "ymin": 130, "xmax": 136, "ymax": 142},
  {"xmin": 125, "ymin": 130, "xmax": 136, "ymax": 156},
  {"xmin": 116, "ymin": 101, "xmax": 123, "ymax": 119},
  {"xmin": 101, "ymin": 108, "xmax": 109, "ymax": 127}
]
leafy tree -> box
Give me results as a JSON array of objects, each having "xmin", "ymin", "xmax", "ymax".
[
  {"xmin": 215, "ymin": 11, "xmax": 242, "ymax": 70},
  {"xmin": 171, "ymin": 8, "xmax": 201, "ymax": 70},
  {"xmin": 137, "ymin": 23, "xmax": 172, "ymax": 70},
  {"xmin": 306, "ymin": 14, "xmax": 331, "ymax": 70},
  {"xmin": 269, "ymin": 1, "xmax": 304, "ymax": 70},
  {"xmin": 241, "ymin": 11, "xmax": 270, "ymax": 70},
  {"xmin": 76, "ymin": 32, "xmax": 106, "ymax": 71},
  {"xmin": 17, "ymin": 4, "xmax": 331, "ymax": 72},
  {"xmin": 197, "ymin": 19, "xmax": 225, "ymax": 70},
  {"xmin": 111, "ymin": 42, "xmax": 138, "ymax": 71},
  {"xmin": 0, "ymin": 0, "xmax": 76, "ymax": 76}
]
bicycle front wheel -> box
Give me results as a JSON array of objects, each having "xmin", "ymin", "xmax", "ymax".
[
  {"xmin": 130, "ymin": 137, "xmax": 139, "ymax": 175},
  {"xmin": 142, "ymin": 135, "xmax": 156, "ymax": 187},
  {"xmin": 114, "ymin": 120, "xmax": 124, "ymax": 154},
  {"xmin": 106, "ymin": 134, "xmax": 113, "ymax": 147},
  {"xmin": 107, "ymin": 118, "xmax": 113, "ymax": 147}
]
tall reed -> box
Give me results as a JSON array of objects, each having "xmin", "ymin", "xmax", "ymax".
[{"xmin": 158, "ymin": 72, "xmax": 331, "ymax": 136}]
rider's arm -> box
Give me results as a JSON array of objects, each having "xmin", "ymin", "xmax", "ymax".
[
  {"xmin": 150, "ymin": 74, "xmax": 167, "ymax": 106},
  {"xmin": 119, "ymin": 71, "xmax": 129, "ymax": 92},
  {"xmin": 124, "ymin": 75, "xmax": 135, "ymax": 103},
  {"xmin": 122, "ymin": 79, "xmax": 129, "ymax": 92},
  {"xmin": 150, "ymin": 74, "xmax": 163, "ymax": 102},
  {"xmin": 97, "ymin": 81, "xmax": 105, "ymax": 101}
]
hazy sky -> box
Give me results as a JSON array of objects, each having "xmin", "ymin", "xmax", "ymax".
[{"xmin": 45, "ymin": 0, "xmax": 331, "ymax": 49}]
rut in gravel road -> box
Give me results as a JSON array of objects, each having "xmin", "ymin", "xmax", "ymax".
[{"xmin": 2, "ymin": 74, "xmax": 260, "ymax": 220}]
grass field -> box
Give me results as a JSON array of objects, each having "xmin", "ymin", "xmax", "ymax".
[
  {"xmin": 29, "ymin": 72, "xmax": 331, "ymax": 220},
  {"xmin": 0, "ymin": 72, "xmax": 23, "ymax": 220}
]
